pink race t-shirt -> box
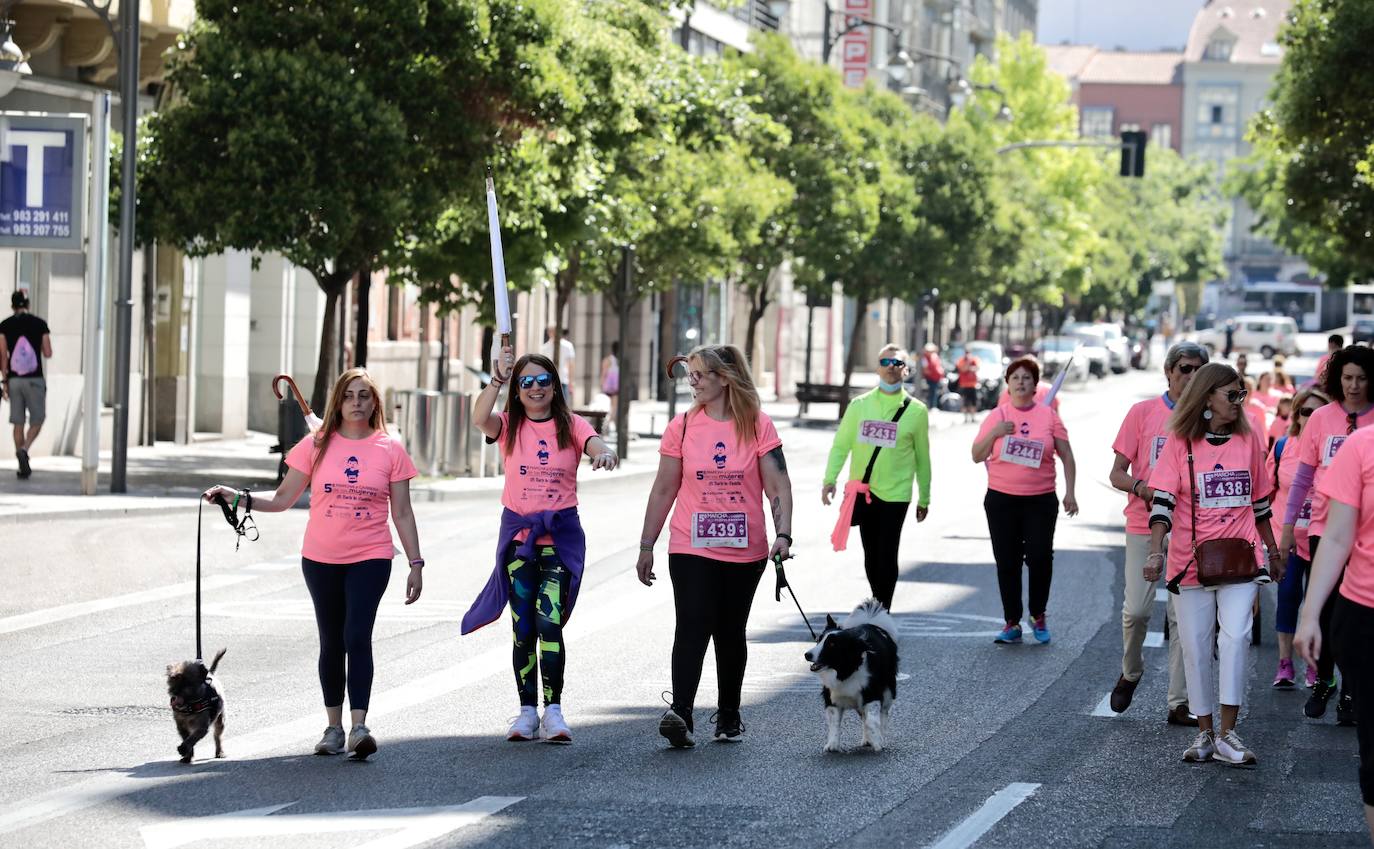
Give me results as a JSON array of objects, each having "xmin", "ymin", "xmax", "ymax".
[
  {"xmin": 1272, "ymin": 435, "xmax": 1313, "ymax": 560},
  {"xmin": 1297, "ymin": 403, "xmax": 1374, "ymax": 537},
  {"xmin": 286, "ymin": 430, "xmax": 418, "ymax": 564},
  {"xmin": 661, "ymin": 408, "xmax": 783, "ymax": 564},
  {"xmin": 1148, "ymin": 431, "xmax": 1271, "ymax": 588},
  {"xmin": 1245, "ymin": 402, "xmax": 1269, "ymax": 440},
  {"xmin": 497, "ymin": 412, "xmax": 599, "ymax": 544},
  {"xmin": 976, "ymin": 403, "xmax": 1069, "ymax": 497},
  {"xmin": 1317, "ymin": 427, "xmax": 1374, "ymax": 609},
  {"xmin": 1268, "ymin": 415, "xmax": 1290, "ymax": 442},
  {"xmin": 1112, "ymin": 394, "xmax": 1174, "ymax": 535}
]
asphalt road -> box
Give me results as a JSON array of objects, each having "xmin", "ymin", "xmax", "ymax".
[{"xmin": 1, "ymin": 355, "xmax": 1368, "ymax": 848}]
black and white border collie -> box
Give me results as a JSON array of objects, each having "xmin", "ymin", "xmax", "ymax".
[{"xmin": 803, "ymin": 599, "xmax": 899, "ymax": 753}]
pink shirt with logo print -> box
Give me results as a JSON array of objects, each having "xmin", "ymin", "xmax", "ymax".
[
  {"xmin": 497, "ymin": 412, "xmax": 599, "ymax": 544},
  {"xmin": 1296, "ymin": 403, "xmax": 1374, "ymax": 537},
  {"xmin": 1317, "ymin": 427, "xmax": 1374, "ymax": 609},
  {"xmin": 1112, "ymin": 394, "xmax": 1174, "ymax": 535},
  {"xmin": 975, "ymin": 403, "xmax": 1069, "ymax": 497}
]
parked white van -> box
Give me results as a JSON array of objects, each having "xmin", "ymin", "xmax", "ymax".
[{"xmin": 1197, "ymin": 314, "xmax": 1300, "ymax": 358}]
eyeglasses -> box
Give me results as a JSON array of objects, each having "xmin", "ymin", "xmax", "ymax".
[
  {"xmin": 1299, "ymin": 406, "xmax": 1320, "ymax": 417},
  {"xmin": 1220, "ymin": 388, "xmax": 1248, "ymax": 404},
  {"xmin": 518, "ymin": 373, "xmax": 555, "ymax": 390},
  {"xmin": 1350, "ymin": 411, "xmax": 1359, "ymax": 435},
  {"xmin": 1177, "ymin": 363, "xmax": 1198, "ymax": 375},
  {"xmin": 687, "ymin": 370, "xmax": 715, "ymax": 385},
  {"xmin": 879, "ymin": 357, "xmax": 904, "ymax": 368}
]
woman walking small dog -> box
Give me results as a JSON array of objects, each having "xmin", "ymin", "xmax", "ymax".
[
  {"xmin": 204, "ymin": 367, "xmax": 424, "ymax": 760},
  {"xmin": 462, "ymin": 347, "xmax": 618, "ymax": 743}
]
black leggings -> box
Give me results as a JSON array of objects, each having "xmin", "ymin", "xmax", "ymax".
[
  {"xmin": 668, "ymin": 554, "xmax": 766, "ymax": 716},
  {"xmin": 984, "ymin": 489, "xmax": 1058, "ymax": 623},
  {"xmin": 1309, "ymin": 535, "xmax": 1348, "ymax": 684},
  {"xmin": 856, "ymin": 495, "xmax": 909, "ymax": 610},
  {"xmin": 302, "ymin": 557, "xmax": 391, "ymax": 711},
  {"xmin": 1333, "ymin": 596, "xmax": 1374, "ymax": 805}
]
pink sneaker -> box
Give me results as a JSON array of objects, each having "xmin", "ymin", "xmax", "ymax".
[
  {"xmin": 1305, "ymin": 664, "xmax": 1318, "ymax": 689},
  {"xmin": 1273, "ymin": 658, "xmax": 1296, "ymax": 688}
]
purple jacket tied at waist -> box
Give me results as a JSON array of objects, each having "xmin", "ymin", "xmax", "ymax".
[{"xmin": 461, "ymin": 506, "xmax": 587, "ymax": 635}]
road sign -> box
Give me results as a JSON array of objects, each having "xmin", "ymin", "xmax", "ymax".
[
  {"xmin": 139, "ymin": 796, "xmax": 524, "ymax": 849},
  {"xmin": 0, "ymin": 112, "xmax": 88, "ymax": 252}
]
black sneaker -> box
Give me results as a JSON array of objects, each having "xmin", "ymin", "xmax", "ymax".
[
  {"xmin": 1337, "ymin": 690, "xmax": 1357, "ymax": 727},
  {"xmin": 711, "ymin": 709, "xmax": 744, "ymax": 742},
  {"xmin": 659, "ymin": 706, "xmax": 695, "ymax": 748},
  {"xmin": 16, "ymin": 448, "xmax": 30, "ymax": 479},
  {"xmin": 1306, "ymin": 678, "xmax": 1337, "ymax": 719}
]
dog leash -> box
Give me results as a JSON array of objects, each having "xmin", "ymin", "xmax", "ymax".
[
  {"xmin": 196, "ymin": 492, "xmax": 259, "ymax": 659},
  {"xmin": 773, "ymin": 554, "xmax": 817, "ymax": 641}
]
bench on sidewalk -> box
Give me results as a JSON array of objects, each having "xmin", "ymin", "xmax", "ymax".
[
  {"xmin": 795, "ymin": 382, "xmax": 864, "ymax": 417},
  {"xmin": 573, "ymin": 409, "xmax": 608, "ymax": 434}
]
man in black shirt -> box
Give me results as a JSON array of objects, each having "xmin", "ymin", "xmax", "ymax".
[{"xmin": 0, "ymin": 291, "xmax": 53, "ymax": 478}]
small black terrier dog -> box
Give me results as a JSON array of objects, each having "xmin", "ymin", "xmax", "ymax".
[{"xmin": 166, "ymin": 648, "xmax": 227, "ymax": 764}]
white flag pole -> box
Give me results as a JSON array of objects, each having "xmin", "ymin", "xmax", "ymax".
[{"xmin": 486, "ymin": 168, "xmax": 513, "ymax": 358}]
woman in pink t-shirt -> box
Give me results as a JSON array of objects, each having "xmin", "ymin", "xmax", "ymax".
[
  {"xmin": 1144, "ymin": 362, "xmax": 1280, "ymax": 767},
  {"xmin": 1279, "ymin": 344, "xmax": 1374, "ymax": 722},
  {"xmin": 469, "ymin": 348, "xmax": 618, "ymax": 743},
  {"xmin": 1269, "ymin": 388, "xmax": 1329, "ymax": 688},
  {"xmin": 203, "ymin": 368, "xmax": 424, "ymax": 761},
  {"xmin": 972, "ymin": 357, "xmax": 1077, "ymax": 646},
  {"xmin": 1296, "ymin": 425, "xmax": 1374, "ymax": 841},
  {"xmin": 636, "ymin": 344, "xmax": 793, "ymax": 748}
]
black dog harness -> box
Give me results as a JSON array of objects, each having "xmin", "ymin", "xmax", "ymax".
[{"xmin": 170, "ymin": 685, "xmax": 221, "ymax": 716}]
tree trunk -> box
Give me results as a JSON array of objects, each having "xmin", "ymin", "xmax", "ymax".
[
  {"xmin": 840, "ymin": 292, "xmax": 869, "ymax": 418},
  {"xmin": 614, "ymin": 248, "xmax": 634, "ymax": 459},
  {"xmin": 354, "ymin": 261, "xmax": 371, "ymax": 367},
  {"xmin": 742, "ymin": 267, "xmax": 775, "ymax": 370},
  {"xmin": 310, "ymin": 270, "xmax": 352, "ymax": 413},
  {"xmin": 552, "ymin": 247, "xmax": 580, "ymax": 398}
]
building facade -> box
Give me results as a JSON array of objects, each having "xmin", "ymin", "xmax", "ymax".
[{"xmin": 1044, "ymin": 45, "xmax": 1183, "ymax": 153}]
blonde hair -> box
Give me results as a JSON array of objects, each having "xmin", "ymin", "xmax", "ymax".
[
  {"xmin": 311, "ymin": 368, "xmax": 387, "ymax": 475},
  {"xmin": 1167, "ymin": 362, "xmax": 1250, "ymax": 442},
  {"xmin": 688, "ymin": 344, "xmax": 760, "ymax": 445},
  {"xmin": 1288, "ymin": 387, "xmax": 1331, "ymax": 438}
]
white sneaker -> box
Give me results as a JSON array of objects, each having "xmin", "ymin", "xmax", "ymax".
[
  {"xmin": 1182, "ymin": 729, "xmax": 1215, "ymax": 763},
  {"xmin": 314, "ymin": 725, "xmax": 344, "ymax": 756},
  {"xmin": 1212, "ymin": 728, "xmax": 1257, "ymax": 766},
  {"xmin": 346, "ymin": 724, "xmax": 376, "ymax": 760},
  {"xmin": 540, "ymin": 704, "xmax": 572, "ymax": 743},
  {"xmin": 507, "ymin": 706, "xmax": 540, "ymax": 741}
]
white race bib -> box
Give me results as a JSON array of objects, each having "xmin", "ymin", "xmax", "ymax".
[
  {"xmin": 1000, "ymin": 436, "xmax": 1045, "ymax": 468},
  {"xmin": 858, "ymin": 419, "xmax": 899, "ymax": 449},
  {"xmin": 1296, "ymin": 497, "xmax": 1313, "ymax": 529},
  {"xmin": 691, "ymin": 512, "xmax": 748, "ymax": 549},
  {"xmin": 1323, "ymin": 435, "xmax": 1348, "ymax": 467},
  {"xmin": 1149, "ymin": 435, "xmax": 1168, "ymax": 468},
  {"xmin": 1196, "ymin": 469, "xmax": 1252, "ymax": 509}
]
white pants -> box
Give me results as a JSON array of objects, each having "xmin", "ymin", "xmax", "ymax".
[
  {"xmin": 1173, "ymin": 582, "xmax": 1258, "ymax": 718},
  {"xmin": 1122, "ymin": 534, "xmax": 1188, "ymax": 708}
]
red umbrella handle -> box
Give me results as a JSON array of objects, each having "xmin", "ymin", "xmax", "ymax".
[
  {"xmin": 271, "ymin": 374, "xmax": 314, "ymax": 418},
  {"xmin": 665, "ymin": 355, "xmax": 689, "ymax": 380}
]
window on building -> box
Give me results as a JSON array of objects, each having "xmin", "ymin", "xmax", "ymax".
[
  {"xmin": 1081, "ymin": 106, "xmax": 1114, "ymax": 138},
  {"xmin": 1197, "ymin": 86, "xmax": 1239, "ymax": 139},
  {"xmin": 1204, "ymin": 37, "xmax": 1234, "ymax": 61},
  {"xmin": 1150, "ymin": 123, "xmax": 1173, "ymax": 150},
  {"xmin": 1119, "ymin": 122, "xmax": 1141, "ymax": 132}
]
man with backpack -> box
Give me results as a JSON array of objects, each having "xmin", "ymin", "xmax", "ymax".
[{"xmin": 0, "ymin": 291, "xmax": 53, "ymax": 479}]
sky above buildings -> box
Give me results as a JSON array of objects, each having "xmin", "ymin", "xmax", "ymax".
[{"xmin": 1037, "ymin": 0, "xmax": 1206, "ymax": 51}]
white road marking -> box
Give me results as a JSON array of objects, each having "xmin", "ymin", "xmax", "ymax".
[
  {"xmin": 1144, "ymin": 631, "xmax": 1165, "ymax": 648},
  {"xmin": 0, "ymin": 574, "xmax": 257, "ymax": 635},
  {"xmin": 139, "ymin": 796, "xmax": 523, "ymax": 849},
  {"xmin": 926, "ymin": 782, "xmax": 1041, "ymax": 849},
  {"xmin": 0, "ymin": 574, "xmax": 663, "ymax": 836},
  {"xmin": 1090, "ymin": 693, "xmax": 1121, "ymax": 718}
]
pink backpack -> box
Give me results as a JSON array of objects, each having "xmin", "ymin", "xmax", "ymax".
[{"xmin": 10, "ymin": 336, "xmax": 38, "ymax": 376}]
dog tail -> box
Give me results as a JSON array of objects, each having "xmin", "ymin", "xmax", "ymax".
[
  {"xmin": 207, "ymin": 648, "xmax": 227, "ymax": 673},
  {"xmin": 843, "ymin": 598, "xmax": 898, "ymax": 639}
]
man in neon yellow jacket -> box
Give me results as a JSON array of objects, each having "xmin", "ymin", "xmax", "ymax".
[{"xmin": 823, "ymin": 343, "xmax": 932, "ymax": 610}]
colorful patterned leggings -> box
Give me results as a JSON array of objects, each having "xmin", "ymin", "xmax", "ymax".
[{"xmin": 505, "ymin": 542, "xmax": 572, "ymax": 707}]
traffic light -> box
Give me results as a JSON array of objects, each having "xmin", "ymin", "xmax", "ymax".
[{"xmin": 1120, "ymin": 130, "xmax": 1147, "ymax": 178}]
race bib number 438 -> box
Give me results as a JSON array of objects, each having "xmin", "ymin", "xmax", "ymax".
[
  {"xmin": 691, "ymin": 512, "xmax": 748, "ymax": 548},
  {"xmin": 1197, "ymin": 469, "xmax": 1252, "ymax": 509}
]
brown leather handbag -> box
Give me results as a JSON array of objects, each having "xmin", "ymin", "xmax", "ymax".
[{"xmin": 1167, "ymin": 441, "xmax": 1259, "ymax": 592}]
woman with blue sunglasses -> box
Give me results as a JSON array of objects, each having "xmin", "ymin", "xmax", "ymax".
[{"xmin": 462, "ymin": 347, "xmax": 618, "ymax": 744}]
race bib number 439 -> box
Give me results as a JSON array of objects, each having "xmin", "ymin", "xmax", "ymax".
[
  {"xmin": 858, "ymin": 420, "xmax": 899, "ymax": 449},
  {"xmin": 692, "ymin": 512, "xmax": 748, "ymax": 548},
  {"xmin": 1000, "ymin": 436, "xmax": 1045, "ymax": 468},
  {"xmin": 1197, "ymin": 469, "xmax": 1252, "ymax": 509}
]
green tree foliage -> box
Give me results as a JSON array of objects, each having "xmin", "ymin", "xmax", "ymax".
[{"xmin": 1232, "ymin": 0, "xmax": 1374, "ymax": 285}]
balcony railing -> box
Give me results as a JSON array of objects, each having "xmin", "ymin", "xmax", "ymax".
[{"xmin": 731, "ymin": 0, "xmax": 781, "ymax": 32}]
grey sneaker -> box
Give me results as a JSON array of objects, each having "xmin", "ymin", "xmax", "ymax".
[
  {"xmin": 1212, "ymin": 729, "xmax": 1256, "ymax": 766},
  {"xmin": 1182, "ymin": 729, "xmax": 1215, "ymax": 763},
  {"xmin": 347, "ymin": 724, "xmax": 377, "ymax": 760},
  {"xmin": 314, "ymin": 725, "xmax": 345, "ymax": 756}
]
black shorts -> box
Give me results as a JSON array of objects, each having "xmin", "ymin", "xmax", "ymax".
[{"xmin": 959, "ymin": 387, "xmax": 978, "ymax": 405}]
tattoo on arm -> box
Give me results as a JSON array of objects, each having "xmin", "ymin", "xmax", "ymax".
[
  {"xmin": 767, "ymin": 446, "xmax": 788, "ymax": 474},
  {"xmin": 771, "ymin": 496, "xmax": 783, "ymax": 529}
]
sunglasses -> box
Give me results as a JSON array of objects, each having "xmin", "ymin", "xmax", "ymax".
[
  {"xmin": 1218, "ymin": 388, "xmax": 1248, "ymax": 404},
  {"xmin": 1298, "ymin": 406, "xmax": 1320, "ymax": 417},
  {"xmin": 1350, "ymin": 411, "xmax": 1359, "ymax": 435},
  {"xmin": 879, "ymin": 357, "xmax": 905, "ymax": 368},
  {"xmin": 1176, "ymin": 363, "xmax": 1199, "ymax": 374},
  {"xmin": 518, "ymin": 373, "xmax": 555, "ymax": 390}
]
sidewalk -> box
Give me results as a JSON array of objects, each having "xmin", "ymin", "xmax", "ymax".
[{"xmin": 0, "ymin": 391, "xmax": 963, "ymax": 523}]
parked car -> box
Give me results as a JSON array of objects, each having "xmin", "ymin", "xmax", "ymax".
[
  {"xmin": 1196, "ymin": 314, "xmax": 1300, "ymax": 358},
  {"xmin": 1353, "ymin": 319, "xmax": 1374, "ymax": 346},
  {"xmin": 1064, "ymin": 322, "xmax": 1129, "ymax": 374},
  {"xmin": 1066, "ymin": 332, "xmax": 1109, "ymax": 378},
  {"xmin": 939, "ymin": 341, "xmax": 1006, "ymax": 410},
  {"xmin": 1032, "ymin": 335, "xmax": 1090, "ymax": 384}
]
